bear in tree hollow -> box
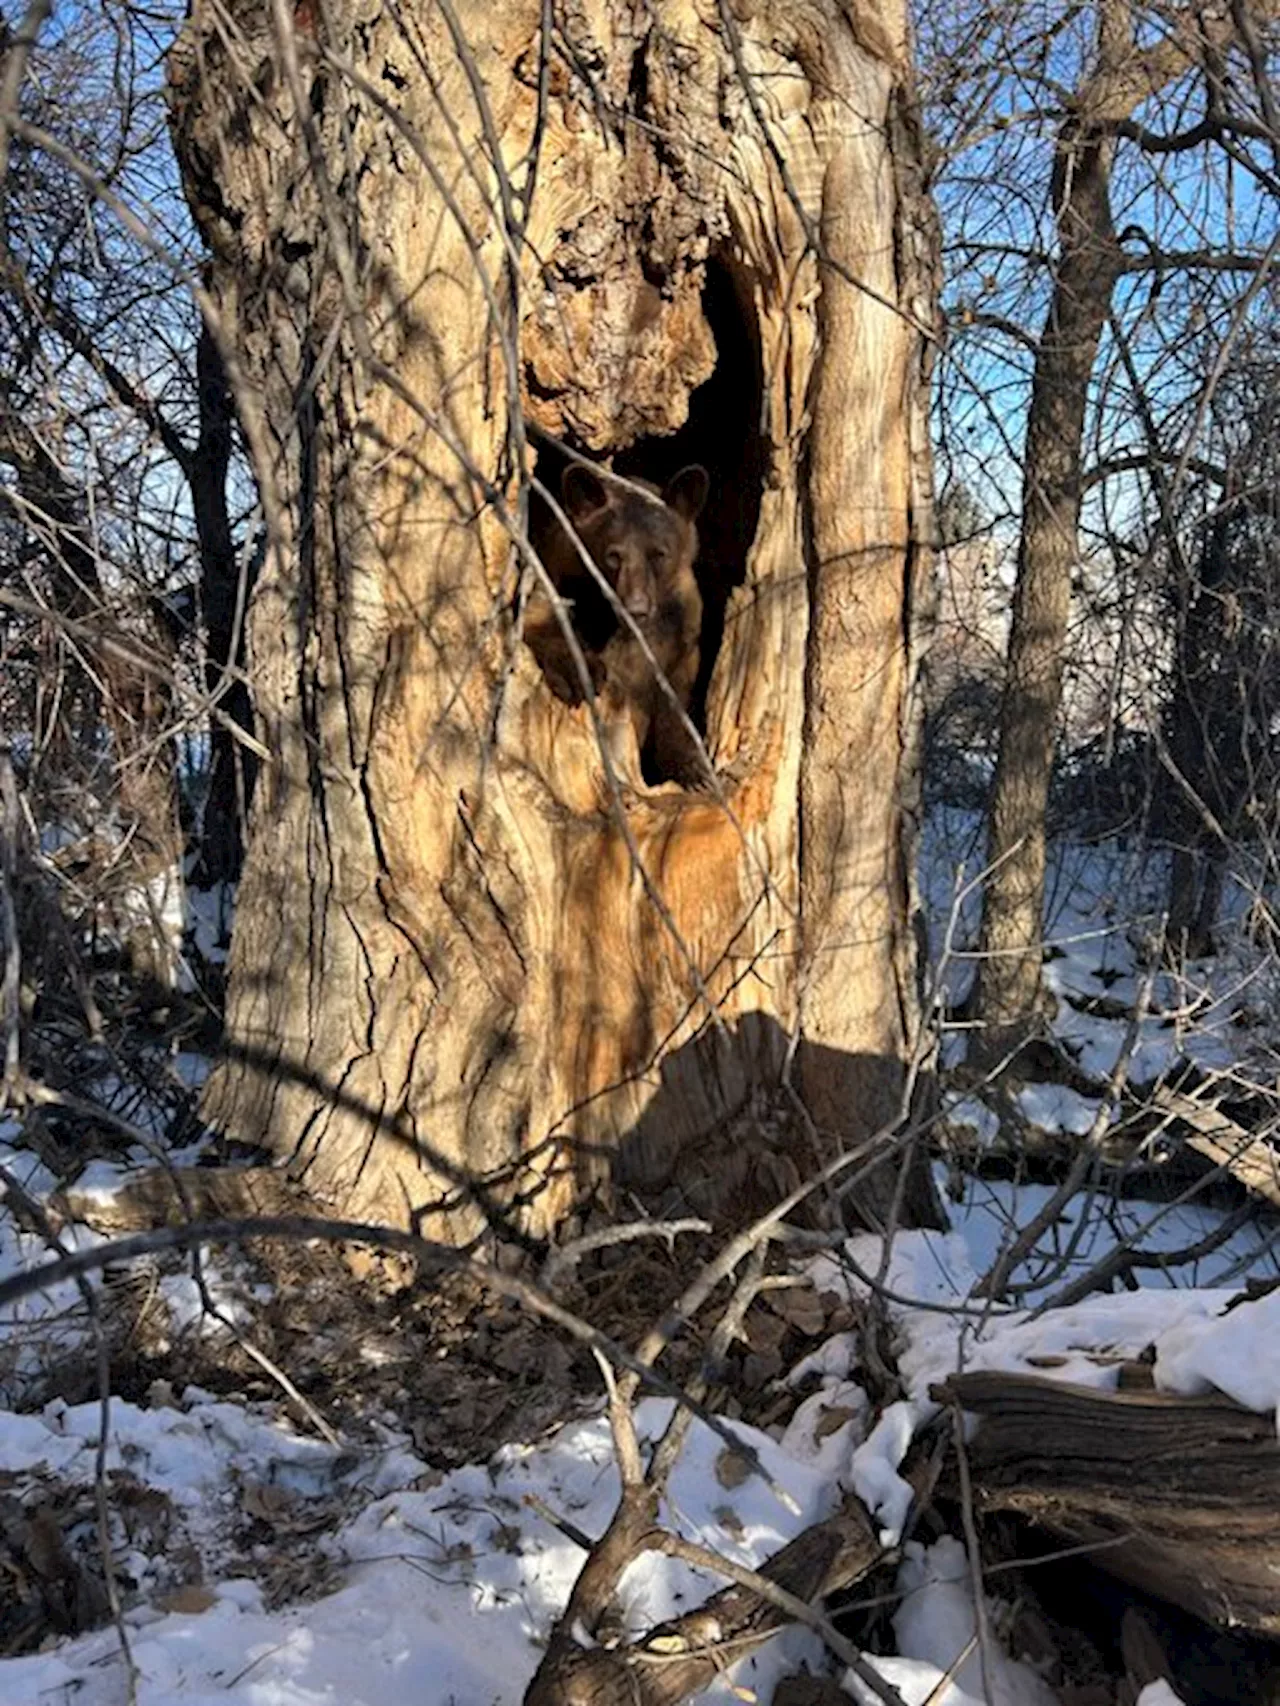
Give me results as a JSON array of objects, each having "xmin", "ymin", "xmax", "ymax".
[{"xmin": 525, "ymin": 461, "xmax": 711, "ymax": 788}]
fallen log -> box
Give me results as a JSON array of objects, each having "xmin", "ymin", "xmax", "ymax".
[
  {"xmin": 522, "ymin": 1494, "xmax": 882, "ymax": 1706},
  {"xmin": 1150, "ymin": 1085, "xmax": 1280, "ymax": 1214},
  {"xmin": 935, "ymin": 1370, "xmax": 1280, "ymax": 1638}
]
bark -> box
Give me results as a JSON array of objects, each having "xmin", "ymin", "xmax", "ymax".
[
  {"xmin": 169, "ymin": 0, "xmax": 941, "ymax": 1239},
  {"xmin": 936, "ymin": 1369, "xmax": 1280, "ymax": 1639},
  {"xmin": 191, "ymin": 324, "xmax": 255, "ymax": 887},
  {"xmin": 522, "ymin": 1493, "xmax": 879, "ymax": 1706},
  {"xmin": 973, "ymin": 27, "xmax": 1124, "ymax": 1047}
]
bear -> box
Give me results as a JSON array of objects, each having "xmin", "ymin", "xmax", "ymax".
[{"xmin": 524, "ymin": 460, "xmax": 710, "ymax": 788}]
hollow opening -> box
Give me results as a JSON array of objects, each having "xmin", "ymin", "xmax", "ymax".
[
  {"xmin": 849, "ymin": 1509, "xmax": 1280, "ymax": 1706},
  {"xmin": 995, "ymin": 1520, "xmax": 1280, "ymax": 1705},
  {"xmin": 528, "ymin": 253, "xmax": 765, "ymax": 784}
]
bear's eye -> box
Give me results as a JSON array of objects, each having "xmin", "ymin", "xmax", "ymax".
[
  {"xmin": 649, "ymin": 548, "xmax": 667, "ymax": 569},
  {"xmin": 604, "ymin": 546, "xmax": 624, "ymax": 573}
]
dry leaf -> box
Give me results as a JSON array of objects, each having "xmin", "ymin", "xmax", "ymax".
[
  {"xmin": 156, "ymin": 1585, "xmax": 217, "ymax": 1615},
  {"xmin": 772, "ymin": 1287, "xmax": 826, "ymax": 1337},
  {"xmin": 714, "ymin": 1449, "xmax": 751, "ymax": 1489},
  {"xmin": 742, "ymin": 1350, "xmax": 783, "ymax": 1390},
  {"xmin": 743, "ymin": 1308, "xmax": 788, "ymax": 1355},
  {"xmin": 713, "ymin": 1504, "xmax": 746, "ymax": 1541},
  {"xmin": 241, "ymin": 1482, "xmax": 296, "ymax": 1524},
  {"xmin": 814, "ymin": 1404, "xmax": 859, "ymax": 1442}
]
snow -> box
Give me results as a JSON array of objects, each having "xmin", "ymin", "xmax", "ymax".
[
  {"xmin": 779, "ymin": 1380, "xmax": 868, "ymax": 1477},
  {"xmin": 186, "ymin": 881, "xmax": 235, "ymax": 967},
  {"xmin": 847, "ymin": 1539, "xmax": 1058, "ymax": 1706},
  {"xmin": 0, "ymin": 1397, "xmax": 832, "ymax": 1706},
  {"xmin": 1136, "ymin": 1685, "xmax": 1187, "ymax": 1706},
  {"xmin": 850, "ymin": 1402, "xmax": 919, "ymax": 1547},
  {"xmin": 1013, "ymin": 1081, "xmax": 1107, "ymax": 1136},
  {"xmin": 4, "ymin": 1184, "xmax": 1277, "ymax": 1706},
  {"xmin": 923, "ymin": 818, "xmax": 1280, "ymax": 1092},
  {"xmin": 0, "ymin": 1142, "xmax": 108, "ymax": 1403},
  {"xmin": 4, "ymin": 820, "xmax": 1279, "ymax": 1704},
  {"xmin": 1154, "ymin": 1286, "xmax": 1280, "ymax": 1420},
  {"xmin": 943, "ymin": 1173, "xmax": 1280, "ymax": 1298},
  {"xmin": 812, "ymin": 1222, "xmax": 1280, "ymax": 1552},
  {"xmin": 0, "ymin": 1134, "xmax": 248, "ymax": 1405}
]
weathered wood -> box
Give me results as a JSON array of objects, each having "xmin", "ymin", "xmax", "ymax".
[
  {"xmin": 523, "ymin": 1495, "xmax": 881, "ymax": 1706},
  {"xmin": 1151, "ymin": 1085, "xmax": 1280, "ymax": 1213},
  {"xmin": 169, "ymin": 0, "xmax": 939, "ymax": 1238},
  {"xmin": 936, "ymin": 1370, "xmax": 1280, "ymax": 1638}
]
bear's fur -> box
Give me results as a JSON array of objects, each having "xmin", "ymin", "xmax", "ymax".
[{"xmin": 525, "ymin": 461, "xmax": 710, "ymax": 787}]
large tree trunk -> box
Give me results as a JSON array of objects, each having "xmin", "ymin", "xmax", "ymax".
[{"xmin": 168, "ymin": 0, "xmax": 940, "ymax": 1240}]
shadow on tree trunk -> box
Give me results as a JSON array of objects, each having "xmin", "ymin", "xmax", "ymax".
[{"xmin": 190, "ymin": 1011, "xmax": 944, "ymax": 1247}]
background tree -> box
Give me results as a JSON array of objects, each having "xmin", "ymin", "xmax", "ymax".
[
  {"xmin": 0, "ymin": 0, "xmax": 254, "ymax": 1015},
  {"xmin": 1160, "ymin": 300, "xmax": 1280, "ymax": 953},
  {"xmin": 922, "ymin": 0, "xmax": 1280, "ymax": 1051}
]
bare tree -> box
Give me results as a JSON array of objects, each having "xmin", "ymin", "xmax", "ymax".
[
  {"xmin": 0, "ymin": 1, "xmax": 259, "ymax": 1016},
  {"xmin": 923, "ymin": 0, "xmax": 1280, "ymax": 1052},
  {"xmin": 1161, "ymin": 300, "xmax": 1280, "ymax": 952}
]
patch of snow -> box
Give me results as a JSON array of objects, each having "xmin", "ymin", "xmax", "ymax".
[
  {"xmin": 780, "ymin": 1380, "xmax": 868, "ymax": 1476},
  {"xmin": 1014, "ymin": 1082, "xmax": 1107, "ymax": 1137},
  {"xmin": 789, "ymin": 1331, "xmax": 858, "ymax": 1388},
  {"xmin": 847, "ymin": 1538, "xmax": 1059, "ymax": 1706},
  {"xmin": 802, "ymin": 1215, "xmax": 1280, "ymax": 1548},
  {"xmin": 0, "ymin": 1397, "xmax": 837, "ymax": 1706},
  {"xmin": 0, "ymin": 1148, "xmax": 110, "ymax": 1403},
  {"xmin": 1136, "ymin": 1683, "xmax": 1187, "ymax": 1706},
  {"xmin": 945, "ymin": 1094, "xmax": 1002, "ymax": 1146},
  {"xmin": 850, "ymin": 1400, "xmax": 920, "ymax": 1545},
  {"xmin": 186, "ymin": 880, "xmax": 235, "ymax": 966},
  {"xmin": 943, "ymin": 1172, "xmax": 1280, "ymax": 1298},
  {"xmin": 1154, "ymin": 1287, "xmax": 1280, "ymax": 1421}
]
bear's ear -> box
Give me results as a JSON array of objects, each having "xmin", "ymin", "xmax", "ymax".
[
  {"xmin": 664, "ymin": 465, "xmax": 709, "ymax": 521},
  {"xmin": 562, "ymin": 463, "xmax": 610, "ymax": 522}
]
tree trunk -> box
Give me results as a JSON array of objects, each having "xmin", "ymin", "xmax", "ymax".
[
  {"xmin": 190, "ymin": 323, "xmax": 255, "ymax": 889},
  {"xmin": 973, "ymin": 104, "xmax": 1122, "ymax": 1049},
  {"xmin": 936, "ymin": 1370, "xmax": 1280, "ymax": 1640},
  {"xmin": 169, "ymin": 0, "xmax": 941, "ymax": 1240}
]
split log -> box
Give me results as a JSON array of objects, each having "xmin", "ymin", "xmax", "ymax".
[
  {"xmin": 935, "ymin": 1370, "xmax": 1280, "ymax": 1638},
  {"xmin": 522, "ymin": 1494, "xmax": 881, "ymax": 1706}
]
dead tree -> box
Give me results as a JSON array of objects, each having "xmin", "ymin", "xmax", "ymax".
[{"xmin": 168, "ymin": 0, "xmax": 941, "ymax": 1239}]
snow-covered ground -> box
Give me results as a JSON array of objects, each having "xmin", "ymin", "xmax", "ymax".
[
  {"xmin": 923, "ymin": 812, "xmax": 1280, "ymax": 1086},
  {"xmin": 2, "ymin": 1184, "xmax": 1277, "ymax": 1706},
  {"xmin": 3, "ymin": 830, "xmax": 1279, "ymax": 1705}
]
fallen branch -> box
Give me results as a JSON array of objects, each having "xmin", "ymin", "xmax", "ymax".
[
  {"xmin": 522, "ymin": 1495, "xmax": 885, "ymax": 1706},
  {"xmin": 1151, "ymin": 1083, "xmax": 1280, "ymax": 1213}
]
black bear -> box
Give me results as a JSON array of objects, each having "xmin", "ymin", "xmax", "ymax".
[{"xmin": 525, "ymin": 461, "xmax": 710, "ymax": 787}]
